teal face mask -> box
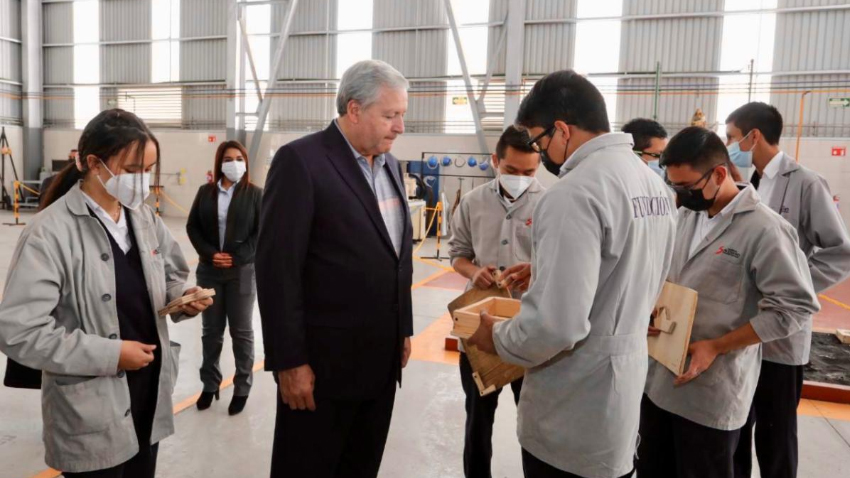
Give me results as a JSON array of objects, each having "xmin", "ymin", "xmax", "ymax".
[{"xmin": 727, "ymin": 132, "xmax": 753, "ymax": 169}]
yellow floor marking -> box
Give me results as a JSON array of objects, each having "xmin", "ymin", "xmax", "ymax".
[{"xmin": 819, "ymin": 293, "xmax": 850, "ymax": 312}]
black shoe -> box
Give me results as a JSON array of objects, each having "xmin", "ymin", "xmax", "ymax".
[
  {"xmin": 229, "ymin": 395, "xmax": 248, "ymax": 415},
  {"xmin": 196, "ymin": 390, "xmax": 219, "ymax": 410}
]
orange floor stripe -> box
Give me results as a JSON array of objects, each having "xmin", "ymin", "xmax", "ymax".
[
  {"xmin": 413, "ymin": 256, "xmax": 454, "ymax": 272},
  {"xmin": 410, "ymin": 312, "xmax": 460, "ymax": 366},
  {"xmin": 810, "ymin": 399, "xmax": 850, "ymax": 421},
  {"xmin": 29, "ymin": 470, "xmax": 60, "ymax": 478},
  {"xmin": 411, "ymin": 269, "xmax": 450, "ymax": 290},
  {"xmin": 171, "ymin": 360, "xmax": 266, "ymax": 415}
]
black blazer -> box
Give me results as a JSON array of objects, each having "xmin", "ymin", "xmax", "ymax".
[
  {"xmin": 186, "ymin": 180, "xmax": 263, "ymax": 267},
  {"xmin": 256, "ymin": 122, "xmax": 414, "ymax": 401}
]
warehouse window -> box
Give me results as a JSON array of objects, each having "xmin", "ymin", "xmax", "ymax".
[
  {"xmin": 575, "ymin": 0, "xmax": 622, "ymax": 129},
  {"xmin": 73, "ymin": 0, "xmax": 100, "ymax": 129},
  {"xmin": 336, "ymin": 0, "xmax": 373, "ymax": 78},
  {"xmin": 117, "ymin": 88, "xmax": 183, "ymax": 126},
  {"xmin": 152, "ymin": 0, "xmax": 181, "ymax": 83},
  {"xmin": 445, "ymin": 0, "xmax": 490, "ymax": 134},
  {"xmin": 717, "ymin": 0, "xmax": 777, "ymax": 132},
  {"xmin": 242, "ymin": 0, "xmax": 271, "ymax": 131}
]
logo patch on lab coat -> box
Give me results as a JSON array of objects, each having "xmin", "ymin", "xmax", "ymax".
[{"xmin": 715, "ymin": 246, "xmax": 741, "ymax": 259}]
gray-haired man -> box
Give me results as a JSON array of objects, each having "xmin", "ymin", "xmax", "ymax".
[{"xmin": 257, "ymin": 59, "xmax": 413, "ymax": 478}]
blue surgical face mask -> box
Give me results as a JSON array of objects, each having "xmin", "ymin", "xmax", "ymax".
[
  {"xmin": 648, "ymin": 160, "xmax": 664, "ymax": 176},
  {"xmin": 727, "ymin": 132, "xmax": 753, "ymax": 169}
]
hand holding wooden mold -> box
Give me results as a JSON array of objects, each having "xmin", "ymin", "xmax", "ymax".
[
  {"xmin": 649, "ymin": 282, "xmax": 698, "ymax": 375},
  {"xmin": 157, "ymin": 288, "xmax": 216, "ymax": 317},
  {"xmin": 451, "ymin": 296, "xmax": 524, "ymax": 396}
]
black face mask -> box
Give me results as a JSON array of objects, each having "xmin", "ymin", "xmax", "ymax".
[
  {"xmin": 538, "ymin": 128, "xmax": 569, "ymax": 177},
  {"xmin": 540, "ymin": 150, "xmax": 563, "ymax": 176},
  {"xmin": 672, "ymin": 168, "xmax": 720, "ymax": 212}
]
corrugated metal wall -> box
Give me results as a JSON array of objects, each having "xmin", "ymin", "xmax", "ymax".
[
  {"xmin": 0, "ymin": 0, "xmax": 21, "ymax": 125},
  {"xmin": 268, "ymin": 0, "xmax": 336, "ymax": 131},
  {"xmin": 44, "ymin": 87, "xmax": 74, "ymax": 128},
  {"xmin": 101, "ymin": 0, "xmax": 152, "ymax": 84},
  {"xmin": 31, "ymin": 0, "xmax": 849, "ymax": 135},
  {"xmin": 181, "ymin": 0, "xmax": 227, "ymax": 82},
  {"xmin": 43, "ymin": 1, "xmax": 74, "ymax": 125},
  {"xmin": 183, "ymin": 84, "xmax": 226, "ymax": 128},
  {"xmin": 0, "ymin": 0, "xmax": 22, "ymax": 125},
  {"xmin": 181, "ymin": 0, "xmax": 227, "ymax": 127},
  {"xmin": 487, "ymin": 0, "xmax": 578, "ymax": 76},
  {"xmin": 372, "ymin": 0, "xmax": 447, "ymax": 132},
  {"xmin": 771, "ymin": 0, "xmax": 850, "ymax": 136},
  {"xmin": 616, "ymin": 0, "xmax": 724, "ymax": 132}
]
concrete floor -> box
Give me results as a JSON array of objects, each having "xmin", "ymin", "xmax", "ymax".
[{"xmin": 0, "ymin": 209, "xmax": 848, "ymax": 478}]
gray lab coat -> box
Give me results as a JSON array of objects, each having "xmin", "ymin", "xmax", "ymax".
[
  {"xmin": 448, "ymin": 177, "xmax": 544, "ymax": 287},
  {"xmin": 493, "ymin": 133, "xmax": 678, "ymax": 478},
  {"xmin": 758, "ymin": 152, "xmax": 850, "ymax": 365},
  {"xmin": 0, "ymin": 183, "xmax": 191, "ymax": 473},
  {"xmin": 644, "ymin": 185, "xmax": 820, "ymax": 430}
]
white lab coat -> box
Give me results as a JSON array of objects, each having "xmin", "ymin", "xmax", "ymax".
[{"xmin": 493, "ymin": 133, "xmax": 677, "ymax": 478}]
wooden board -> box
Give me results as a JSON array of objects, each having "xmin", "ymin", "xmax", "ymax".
[
  {"xmin": 648, "ymin": 282, "xmax": 698, "ymax": 375},
  {"xmin": 836, "ymin": 329, "xmax": 850, "ymax": 345},
  {"xmin": 451, "ymin": 296, "xmax": 525, "ymax": 396},
  {"xmin": 157, "ymin": 288, "xmax": 216, "ymax": 317}
]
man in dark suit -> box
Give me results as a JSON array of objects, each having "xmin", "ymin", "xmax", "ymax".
[{"xmin": 256, "ymin": 59, "xmax": 413, "ymax": 478}]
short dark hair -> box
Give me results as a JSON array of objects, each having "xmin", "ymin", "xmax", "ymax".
[
  {"xmin": 516, "ymin": 70, "xmax": 610, "ymax": 134},
  {"xmin": 495, "ymin": 125, "xmax": 535, "ymax": 159},
  {"xmin": 622, "ymin": 118, "xmax": 667, "ymax": 151},
  {"xmin": 660, "ymin": 126, "xmax": 729, "ymax": 173},
  {"xmin": 725, "ymin": 102, "xmax": 783, "ymax": 145}
]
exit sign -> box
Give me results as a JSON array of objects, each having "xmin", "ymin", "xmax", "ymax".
[
  {"xmin": 208, "ymin": 134, "xmax": 217, "ymax": 143},
  {"xmin": 832, "ymin": 147, "xmax": 847, "ymax": 157},
  {"xmin": 828, "ymin": 97, "xmax": 850, "ymax": 108}
]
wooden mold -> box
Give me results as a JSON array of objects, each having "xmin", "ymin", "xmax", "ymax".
[
  {"xmin": 648, "ymin": 282, "xmax": 698, "ymax": 375},
  {"xmin": 451, "ymin": 297, "xmax": 522, "ymax": 339},
  {"xmin": 157, "ymin": 288, "xmax": 216, "ymax": 317},
  {"xmin": 450, "ymin": 295, "xmax": 525, "ymax": 396}
]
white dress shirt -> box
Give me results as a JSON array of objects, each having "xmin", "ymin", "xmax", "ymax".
[
  {"xmin": 689, "ymin": 186, "xmax": 749, "ymax": 257},
  {"xmin": 755, "ymin": 151, "xmax": 784, "ymax": 202},
  {"xmin": 217, "ymin": 179, "xmax": 235, "ymax": 251},
  {"xmin": 82, "ymin": 191, "xmax": 132, "ymax": 254}
]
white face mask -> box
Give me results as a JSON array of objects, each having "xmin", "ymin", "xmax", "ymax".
[
  {"xmin": 221, "ymin": 160, "xmax": 246, "ymax": 183},
  {"xmin": 98, "ymin": 160, "xmax": 150, "ymax": 210},
  {"xmin": 499, "ymin": 174, "xmax": 535, "ymax": 200}
]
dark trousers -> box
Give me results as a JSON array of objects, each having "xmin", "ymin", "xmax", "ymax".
[
  {"xmin": 459, "ymin": 351, "xmax": 523, "ymax": 478},
  {"xmin": 734, "ymin": 361, "xmax": 804, "ymax": 478},
  {"xmin": 269, "ymin": 383, "xmax": 397, "ymax": 478},
  {"xmin": 522, "ymin": 449, "xmax": 633, "ymax": 478},
  {"xmin": 636, "ymin": 394, "xmax": 742, "ymax": 478},
  {"xmin": 197, "ymin": 263, "xmax": 256, "ymax": 397},
  {"xmin": 63, "ymin": 444, "xmax": 159, "ymax": 478}
]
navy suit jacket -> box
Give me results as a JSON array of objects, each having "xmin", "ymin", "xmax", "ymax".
[{"xmin": 256, "ymin": 122, "xmax": 414, "ymax": 400}]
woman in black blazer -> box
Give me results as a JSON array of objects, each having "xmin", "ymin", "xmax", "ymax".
[{"xmin": 187, "ymin": 140, "xmax": 262, "ymax": 415}]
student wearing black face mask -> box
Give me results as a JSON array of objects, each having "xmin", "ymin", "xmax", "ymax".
[{"xmin": 636, "ymin": 127, "xmax": 819, "ymax": 478}]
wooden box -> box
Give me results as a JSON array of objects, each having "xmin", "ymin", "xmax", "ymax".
[
  {"xmin": 451, "ymin": 297, "xmax": 522, "ymax": 339},
  {"xmin": 450, "ymin": 296, "xmax": 524, "ymax": 396}
]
